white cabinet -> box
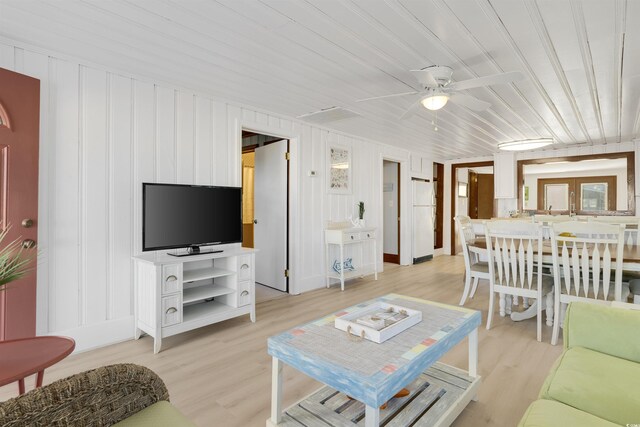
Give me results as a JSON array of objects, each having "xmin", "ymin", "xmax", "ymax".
[
  {"xmin": 494, "ymin": 152, "xmax": 517, "ymax": 199},
  {"xmin": 411, "ymin": 155, "xmax": 433, "ymax": 180},
  {"xmin": 134, "ymin": 247, "xmax": 257, "ymax": 353}
]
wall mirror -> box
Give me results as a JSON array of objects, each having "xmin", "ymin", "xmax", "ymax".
[{"xmin": 518, "ymin": 152, "xmax": 635, "ymax": 216}]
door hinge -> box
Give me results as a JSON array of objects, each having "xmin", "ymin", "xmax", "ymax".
[
  {"xmin": 284, "ymin": 269, "xmax": 289, "ymax": 278},
  {"xmin": 285, "ymin": 152, "xmax": 291, "ymax": 161}
]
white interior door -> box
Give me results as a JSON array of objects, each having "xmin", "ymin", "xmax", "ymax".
[{"xmin": 254, "ymin": 139, "xmax": 287, "ymax": 291}]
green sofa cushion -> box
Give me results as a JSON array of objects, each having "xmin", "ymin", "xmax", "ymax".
[
  {"xmin": 113, "ymin": 401, "xmax": 196, "ymax": 427},
  {"xmin": 518, "ymin": 399, "xmax": 619, "ymax": 427},
  {"xmin": 540, "ymin": 346, "xmax": 640, "ymax": 426},
  {"xmin": 564, "ymin": 302, "xmax": 640, "ymax": 363}
]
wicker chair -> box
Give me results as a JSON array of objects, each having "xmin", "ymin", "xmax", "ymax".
[{"xmin": 0, "ymin": 363, "xmax": 194, "ymax": 426}]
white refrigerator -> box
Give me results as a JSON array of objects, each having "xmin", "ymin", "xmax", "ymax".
[{"xmin": 412, "ymin": 179, "xmax": 435, "ymax": 264}]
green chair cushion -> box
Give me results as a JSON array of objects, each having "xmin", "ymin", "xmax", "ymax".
[
  {"xmin": 540, "ymin": 346, "xmax": 640, "ymax": 426},
  {"xmin": 518, "ymin": 399, "xmax": 619, "ymax": 427},
  {"xmin": 113, "ymin": 401, "xmax": 196, "ymax": 427}
]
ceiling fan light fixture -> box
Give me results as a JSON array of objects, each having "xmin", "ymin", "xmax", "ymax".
[
  {"xmin": 421, "ymin": 94, "xmax": 449, "ymax": 111},
  {"xmin": 498, "ymin": 138, "xmax": 554, "ymax": 151}
]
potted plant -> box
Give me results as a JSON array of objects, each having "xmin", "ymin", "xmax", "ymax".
[
  {"xmin": 0, "ymin": 227, "xmax": 35, "ymax": 290},
  {"xmin": 357, "ymin": 201, "xmax": 365, "ymax": 227}
]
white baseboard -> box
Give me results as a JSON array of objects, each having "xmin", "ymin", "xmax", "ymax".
[{"xmin": 51, "ymin": 316, "xmax": 134, "ymax": 353}]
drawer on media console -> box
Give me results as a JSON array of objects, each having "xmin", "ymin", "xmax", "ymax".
[
  {"xmin": 238, "ymin": 281, "xmax": 252, "ymax": 307},
  {"xmin": 238, "ymin": 255, "xmax": 252, "ymax": 281},
  {"xmin": 161, "ymin": 294, "xmax": 182, "ymax": 327},
  {"xmin": 162, "ymin": 264, "xmax": 182, "ymax": 295}
]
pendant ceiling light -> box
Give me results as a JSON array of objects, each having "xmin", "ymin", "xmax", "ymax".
[{"xmin": 498, "ymin": 138, "xmax": 554, "ymax": 151}]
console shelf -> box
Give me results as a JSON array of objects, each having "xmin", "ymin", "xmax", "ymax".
[
  {"xmin": 133, "ymin": 247, "xmax": 257, "ymax": 353},
  {"xmin": 183, "ymin": 266, "xmax": 234, "ymax": 283},
  {"xmin": 183, "ymin": 285, "xmax": 235, "ymax": 304}
]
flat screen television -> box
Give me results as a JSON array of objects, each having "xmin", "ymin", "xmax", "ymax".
[{"xmin": 143, "ymin": 183, "xmax": 242, "ymax": 255}]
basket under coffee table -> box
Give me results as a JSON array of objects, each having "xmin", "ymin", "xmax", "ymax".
[{"xmin": 266, "ymin": 294, "xmax": 481, "ymax": 427}]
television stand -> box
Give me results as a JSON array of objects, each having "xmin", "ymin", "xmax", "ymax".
[{"xmin": 133, "ymin": 247, "xmax": 257, "ymax": 353}]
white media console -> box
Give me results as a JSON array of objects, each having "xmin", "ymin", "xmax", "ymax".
[{"xmin": 133, "ymin": 246, "xmax": 257, "ymax": 353}]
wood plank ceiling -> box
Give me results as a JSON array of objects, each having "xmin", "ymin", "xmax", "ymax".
[{"xmin": 0, "ymin": 0, "xmax": 637, "ymax": 159}]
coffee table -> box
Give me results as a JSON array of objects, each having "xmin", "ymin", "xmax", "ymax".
[{"xmin": 267, "ymin": 294, "xmax": 481, "ymax": 427}]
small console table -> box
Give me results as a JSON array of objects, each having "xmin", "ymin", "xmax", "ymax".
[
  {"xmin": 325, "ymin": 227, "xmax": 377, "ymax": 291},
  {"xmin": 133, "ymin": 246, "xmax": 257, "ymax": 353}
]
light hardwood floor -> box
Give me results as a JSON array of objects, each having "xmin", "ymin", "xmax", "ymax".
[{"xmin": 0, "ymin": 256, "xmax": 563, "ymax": 426}]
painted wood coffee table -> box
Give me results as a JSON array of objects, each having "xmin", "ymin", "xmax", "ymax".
[{"xmin": 267, "ymin": 294, "xmax": 481, "ymax": 427}]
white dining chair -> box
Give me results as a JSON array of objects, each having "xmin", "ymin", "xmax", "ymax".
[
  {"xmin": 549, "ymin": 221, "xmax": 630, "ymax": 345},
  {"xmin": 589, "ymin": 216, "xmax": 640, "ymax": 246},
  {"xmin": 484, "ymin": 220, "xmax": 553, "ymax": 342},
  {"xmin": 455, "ymin": 215, "xmax": 489, "ymax": 306}
]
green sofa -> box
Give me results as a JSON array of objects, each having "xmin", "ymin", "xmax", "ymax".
[
  {"xmin": 0, "ymin": 363, "xmax": 195, "ymax": 426},
  {"xmin": 518, "ymin": 302, "xmax": 640, "ymax": 426}
]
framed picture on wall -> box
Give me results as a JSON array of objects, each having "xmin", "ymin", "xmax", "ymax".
[
  {"xmin": 457, "ymin": 182, "xmax": 468, "ymax": 198},
  {"xmin": 327, "ymin": 144, "xmax": 352, "ymax": 194}
]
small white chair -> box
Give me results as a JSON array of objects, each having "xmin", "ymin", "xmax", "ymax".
[
  {"xmin": 455, "ymin": 215, "xmax": 489, "ymax": 306},
  {"xmin": 484, "ymin": 220, "xmax": 553, "ymax": 342},
  {"xmin": 550, "ymin": 221, "xmax": 630, "ymax": 345}
]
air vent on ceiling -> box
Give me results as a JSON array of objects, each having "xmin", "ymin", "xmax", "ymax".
[{"xmin": 297, "ymin": 107, "xmax": 361, "ymax": 125}]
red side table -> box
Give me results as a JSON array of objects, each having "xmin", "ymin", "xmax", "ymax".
[{"xmin": 0, "ymin": 336, "xmax": 75, "ymax": 395}]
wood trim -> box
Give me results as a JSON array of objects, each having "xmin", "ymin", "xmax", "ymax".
[
  {"xmin": 468, "ymin": 170, "xmax": 478, "ymax": 219},
  {"xmin": 242, "ymin": 143, "xmax": 258, "ymax": 154},
  {"xmin": 397, "ymin": 163, "xmax": 401, "ymax": 263},
  {"xmin": 383, "ymin": 253, "xmax": 400, "ymax": 264},
  {"xmin": 517, "ymin": 151, "xmax": 635, "ymax": 216},
  {"xmin": 537, "ymin": 176, "xmax": 617, "ymax": 213},
  {"xmin": 450, "ymin": 161, "xmax": 494, "ymax": 255},
  {"xmin": 434, "ymin": 162, "xmax": 444, "ymax": 249}
]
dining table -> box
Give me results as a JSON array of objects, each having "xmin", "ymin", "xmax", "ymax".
[{"xmin": 468, "ymin": 238, "xmax": 640, "ymax": 321}]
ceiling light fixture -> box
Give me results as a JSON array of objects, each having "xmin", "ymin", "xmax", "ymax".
[
  {"xmin": 421, "ymin": 93, "xmax": 449, "ymax": 111},
  {"xmin": 498, "ymin": 138, "xmax": 554, "ymax": 151}
]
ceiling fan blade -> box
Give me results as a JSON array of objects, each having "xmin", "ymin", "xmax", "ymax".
[
  {"xmin": 356, "ymin": 91, "xmax": 419, "ymax": 102},
  {"xmin": 410, "ymin": 69, "xmax": 438, "ymax": 87},
  {"xmin": 448, "ymin": 71, "xmax": 523, "ymax": 91},
  {"xmin": 399, "ymin": 98, "xmax": 424, "ymax": 120},
  {"xmin": 449, "ymin": 93, "xmax": 491, "ymax": 111}
]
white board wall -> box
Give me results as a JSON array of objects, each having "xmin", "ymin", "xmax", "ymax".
[{"xmin": 0, "ymin": 40, "xmax": 419, "ymax": 351}]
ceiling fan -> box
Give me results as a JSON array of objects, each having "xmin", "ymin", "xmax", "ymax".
[{"xmin": 357, "ymin": 65, "xmax": 524, "ymax": 119}]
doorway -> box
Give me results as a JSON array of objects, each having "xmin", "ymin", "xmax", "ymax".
[
  {"xmin": 383, "ymin": 160, "xmax": 400, "ymax": 264},
  {"xmin": 241, "ymin": 131, "xmax": 289, "ymax": 297},
  {"xmin": 433, "ymin": 162, "xmax": 444, "ymax": 250},
  {"xmin": 450, "ymin": 161, "xmax": 494, "ymax": 255},
  {"xmin": 468, "ymin": 169, "xmax": 495, "ymax": 219}
]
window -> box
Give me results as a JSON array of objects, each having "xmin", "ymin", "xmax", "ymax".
[
  {"xmin": 537, "ymin": 176, "xmax": 616, "ymax": 213},
  {"xmin": 581, "ymin": 183, "xmax": 608, "ymax": 211},
  {"xmin": 543, "ymin": 184, "xmax": 569, "ymax": 211}
]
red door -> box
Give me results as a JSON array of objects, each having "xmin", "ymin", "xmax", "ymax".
[{"xmin": 0, "ymin": 67, "xmax": 40, "ymax": 340}]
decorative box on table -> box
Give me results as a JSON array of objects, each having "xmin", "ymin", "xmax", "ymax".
[{"xmin": 334, "ymin": 302, "xmax": 422, "ymax": 343}]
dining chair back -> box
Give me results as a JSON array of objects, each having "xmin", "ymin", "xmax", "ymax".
[
  {"xmin": 455, "ymin": 215, "xmax": 489, "ymax": 306},
  {"xmin": 589, "ymin": 216, "xmax": 640, "ymax": 246},
  {"xmin": 485, "ymin": 220, "xmax": 550, "ymax": 341},
  {"xmin": 550, "ymin": 221, "xmax": 628, "ymax": 344}
]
